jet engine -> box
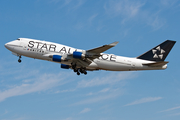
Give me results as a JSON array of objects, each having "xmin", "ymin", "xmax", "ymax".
[
  {"xmin": 61, "ymin": 64, "xmax": 69, "ymax": 69},
  {"xmin": 73, "ymin": 51, "xmax": 85, "ymax": 59},
  {"xmin": 52, "ymin": 55, "xmax": 63, "ymax": 62}
]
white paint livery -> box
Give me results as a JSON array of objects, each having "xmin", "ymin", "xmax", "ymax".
[{"xmin": 5, "ymin": 38, "xmax": 176, "ymax": 75}]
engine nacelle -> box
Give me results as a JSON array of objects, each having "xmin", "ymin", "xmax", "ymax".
[
  {"xmin": 73, "ymin": 51, "xmax": 85, "ymax": 59},
  {"xmin": 52, "ymin": 55, "xmax": 63, "ymax": 62},
  {"xmin": 61, "ymin": 64, "xmax": 69, "ymax": 69}
]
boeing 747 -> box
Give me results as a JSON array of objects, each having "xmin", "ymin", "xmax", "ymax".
[{"xmin": 5, "ymin": 38, "xmax": 176, "ymax": 75}]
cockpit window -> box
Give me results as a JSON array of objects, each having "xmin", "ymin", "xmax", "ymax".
[{"xmin": 17, "ymin": 38, "xmax": 20, "ymax": 41}]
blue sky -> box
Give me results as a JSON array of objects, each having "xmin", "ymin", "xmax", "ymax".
[{"xmin": 0, "ymin": 0, "xmax": 180, "ymax": 120}]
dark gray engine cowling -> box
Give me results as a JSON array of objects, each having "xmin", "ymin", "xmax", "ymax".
[
  {"xmin": 61, "ymin": 64, "xmax": 69, "ymax": 69},
  {"xmin": 73, "ymin": 51, "xmax": 85, "ymax": 59}
]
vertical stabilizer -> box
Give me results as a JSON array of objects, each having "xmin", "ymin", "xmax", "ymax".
[{"xmin": 137, "ymin": 40, "xmax": 176, "ymax": 61}]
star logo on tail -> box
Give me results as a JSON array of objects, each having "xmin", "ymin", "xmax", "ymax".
[{"xmin": 152, "ymin": 46, "xmax": 165, "ymax": 59}]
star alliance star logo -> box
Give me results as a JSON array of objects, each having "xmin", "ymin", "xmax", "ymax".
[{"xmin": 152, "ymin": 46, "xmax": 165, "ymax": 59}]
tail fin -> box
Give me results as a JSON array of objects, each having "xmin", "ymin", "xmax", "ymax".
[{"xmin": 137, "ymin": 40, "xmax": 176, "ymax": 61}]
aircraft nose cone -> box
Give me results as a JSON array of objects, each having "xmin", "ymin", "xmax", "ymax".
[
  {"xmin": 4, "ymin": 43, "xmax": 8, "ymax": 48},
  {"xmin": 4, "ymin": 41, "xmax": 14, "ymax": 50}
]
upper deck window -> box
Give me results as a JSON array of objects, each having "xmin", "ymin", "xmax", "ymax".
[{"xmin": 16, "ymin": 38, "xmax": 20, "ymax": 41}]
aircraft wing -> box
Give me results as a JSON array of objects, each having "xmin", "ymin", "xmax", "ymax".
[
  {"xmin": 86, "ymin": 41, "xmax": 119, "ymax": 59},
  {"xmin": 72, "ymin": 58, "xmax": 92, "ymax": 67},
  {"xmin": 87, "ymin": 41, "xmax": 119, "ymax": 53},
  {"xmin": 74, "ymin": 41, "xmax": 119, "ymax": 67},
  {"xmin": 49, "ymin": 41, "xmax": 119, "ymax": 68}
]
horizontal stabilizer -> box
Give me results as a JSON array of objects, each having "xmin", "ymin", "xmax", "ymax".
[{"xmin": 142, "ymin": 61, "xmax": 169, "ymax": 67}]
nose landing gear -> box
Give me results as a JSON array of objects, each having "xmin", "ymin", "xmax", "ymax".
[{"xmin": 18, "ymin": 56, "xmax": 22, "ymax": 63}]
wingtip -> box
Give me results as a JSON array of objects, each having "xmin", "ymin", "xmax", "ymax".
[{"xmin": 109, "ymin": 41, "xmax": 119, "ymax": 46}]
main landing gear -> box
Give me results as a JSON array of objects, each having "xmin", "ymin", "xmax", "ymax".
[
  {"xmin": 18, "ymin": 56, "xmax": 22, "ymax": 63},
  {"xmin": 72, "ymin": 64, "xmax": 87, "ymax": 75}
]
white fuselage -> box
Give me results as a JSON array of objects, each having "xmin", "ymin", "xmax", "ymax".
[{"xmin": 5, "ymin": 38, "xmax": 167, "ymax": 71}]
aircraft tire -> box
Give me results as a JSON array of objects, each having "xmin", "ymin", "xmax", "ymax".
[
  {"xmin": 18, "ymin": 59, "xmax": 21, "ymax": 63},
  {"xmin": 74, "ymin": 68, "xmax": 78, "ymax": 72},
  {"xmin": 77, "ymin": 72, "xmax": 80, "ymax": 75}
]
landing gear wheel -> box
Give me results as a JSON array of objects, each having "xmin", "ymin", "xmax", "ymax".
[
  {"xmin": 18, "ymin": 56, "xmax": 22, "ymax": 63},
  {"xmin": 74, "ymin": 68, "xmax": 78, "ymax": 72},
  {"xmin": 80, "ymin": 68, "xmax": 87, "ymax": 75},
  {"xmin": 18, "ymin": 59, "xmax": 21, "ymax": 63},
  {"xmin": 77, "ymin": 72, "xmax": 80, "ymax": 75},
  {"xmin": 84, "ymin": 71, "xmax": 87, "ymax": 75},
  {"xmin": 80, "ymin": 69, "xmax": 83, "ymax": 73}
]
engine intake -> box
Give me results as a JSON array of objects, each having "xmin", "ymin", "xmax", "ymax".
[{"xmin": 73, "ymin": 51, "xmax": 85, "ymax": 59}]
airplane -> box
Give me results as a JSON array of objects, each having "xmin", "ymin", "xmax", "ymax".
[{"xmin": 5, "ymin": 38, "xmax": 176, "ymax": 75}]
